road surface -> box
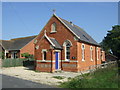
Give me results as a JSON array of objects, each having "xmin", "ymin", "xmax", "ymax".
[{"xmin": 2, "ymin": 74, "xmax": 55, "ymax": 88}]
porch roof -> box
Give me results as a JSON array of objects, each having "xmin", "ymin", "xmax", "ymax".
[{"xmin": 49, "ymin": 37, "xmax": 62, "ymax": 49}]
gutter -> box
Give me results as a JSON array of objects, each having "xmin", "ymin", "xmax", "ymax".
[{"xmin": 78, "ymin": 39, "xmax": 100, "ymax": 47}]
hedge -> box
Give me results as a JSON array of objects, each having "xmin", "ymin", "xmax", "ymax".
[{"xmin": 2, "ymin": 58, "xmax": 29, "ymax": 67}]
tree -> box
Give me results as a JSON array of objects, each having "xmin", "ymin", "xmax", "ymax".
[
  {"xmin": 21, "ymin": 53, "xmax": 34, "ymax": 60},
  {"xmin": 101, "ymin": 25, "xmax": 120, "ymax": 59},
  {"xmin": 0, "ymin": 52, "xmax": 5, "ymax": 59}
]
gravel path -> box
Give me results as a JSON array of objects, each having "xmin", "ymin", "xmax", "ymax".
[{"xmin": 1, "ymin": 66, "xmax": 88, "ymax": 86}]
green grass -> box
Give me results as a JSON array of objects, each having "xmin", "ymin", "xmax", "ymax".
[
  {"xmin": 59, "ymin": 64, "xmax": 119, "ymax": 88},
  {"xmin": 53, "ymin": 76, "xmax": 65, "ymax": 80},
  {"xmin": 35, "ymin": 70, "xmax": 41, "ymax": 72}
]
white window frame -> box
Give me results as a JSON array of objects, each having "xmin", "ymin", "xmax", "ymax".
[
  {"xmin": 35, "ymin": 45, "xmax": 39, "ymax": 49},
  {"xmin": 51, "ymin": 22, "xmax": 57, "ymax": 33},
  {"xmin": 63, "ymin": 40, "xmax": 72, "ymax": 61},
  {"xmin": 65, "ymin": 43, "xmax": 70, "ymax": 61},
  {"xmin": 14, "ymin": 52, "xmax": 17, "ymax": 59},
  {"xmin": 97, "ymin": 47, "xmax": 99, "ymax": 60},
  {"xmin": 90, "ymin": 46, "xmax": 93, "ymax": 61},
  {"xmin": 42, "ymin": 49, "xmax": 47, "ymax": 61},
  {"xmin": 101, "ymin": 51, "xmax": 104, "ymax": 61},
  {"xmin": 81, "ymin": 43, "xmax": 85, "ymax": 61},
  {"xmin": 11, "ymin": 52, "xmax": 17, "ymax": 59}
]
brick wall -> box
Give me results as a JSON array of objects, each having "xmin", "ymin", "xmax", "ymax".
[
  {"xmin": 35, "ymin": 15, "xmax": 77, "ymax": 61},
  {"xmin": 101, "ymin": 51, "xmax": 106, "ymax": 61},
  {"xmin": 77, "ymin": 42, "xmax": 101, "ymax": 72},
  {"xmin": 35, "ymin": 37, "xmax": 55, "ymax": 72},
  {"xmin": 35, "ymin": 15, "xmax": 103, "ymax": 72},
  {"xmin": 20, "ymin": 39, "xmax": 35, "ymax": 58}
]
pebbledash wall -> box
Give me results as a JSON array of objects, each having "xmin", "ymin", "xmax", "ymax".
[{"xmin": 34, "ymin": 14, "xmax": 105, "ymax": 72}]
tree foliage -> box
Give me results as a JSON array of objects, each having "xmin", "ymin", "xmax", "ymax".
[
  {"xmin": 0, "ymin": 52, "xmax": 5, "ymax": 59},
  {"xmin": 101, "ymin": 25, "xmax": 120, "ymax": 59},
  {"xmin": 21, "ymin": 53, "xmax": 34, "ymax": 59}
]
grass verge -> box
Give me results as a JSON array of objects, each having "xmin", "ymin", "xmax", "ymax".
[{"xmin": 59, "ymin": 63, "xmax": 119, "ymax": 88}]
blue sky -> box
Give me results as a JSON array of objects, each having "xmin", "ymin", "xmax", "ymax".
[{"xmin": 2, "ymin": 2, "xmax": 118, "ymax": 43}]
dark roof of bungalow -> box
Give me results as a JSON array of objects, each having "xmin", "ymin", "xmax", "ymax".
[
  {"xmin": 0, "ymin": 40, "xmax": 12, "ymax": 50},
  {"xmin": 0, "ymin": 35, "xmax": 36, "ymax": 51}
]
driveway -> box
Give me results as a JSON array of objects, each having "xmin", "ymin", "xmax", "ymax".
[
  {"xmin": 2, "ymin": 74, "xmax": 54, "ymax": 88},
  {"xmin": 1, "ymin": 66, "xmax": 88, "ymax": 86}
]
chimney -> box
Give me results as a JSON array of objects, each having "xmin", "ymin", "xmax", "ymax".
[{"xmin": 70, "ymin": 21, "xmax": 73, "ymax": 26}]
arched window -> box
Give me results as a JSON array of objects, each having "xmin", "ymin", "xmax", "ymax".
[
  {"xmin": 81, "ymin": 44, "xmax": 85, "ymax": 61},
  {"xmin": 97, "ymin": 47, "xmax": 99, "ymax": 60},
  {"xmin": 90, "ymin": 46, "xmax": 93, "ymax": 61},
  {"xmin": 51, "ymin": 22, "xmax": 57, "ymax": 32},
  {"xmin": 66, "ymin": 43, "xmax": 70, "ymax": 60},
  {"xmin": 63, "ymin": 40, "xmax": 72, "ymax": 61}
]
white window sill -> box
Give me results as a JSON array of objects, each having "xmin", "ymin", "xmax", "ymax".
[
  {"xmin": 41, "ymin": 60, "xmax": 46, "ymax": 62},
  {"xmin": 82, "ymin": 59, "xmax": 85, "ymax": 62},
  {"xmin": 91, "ymin": 59, "xmax": 93, "ymax": 61},
  {"xmin": 50, "ymin": 31, "xmax": 57, "ymax": 33},
  {"xmin": 65, "ymin": 59, "xmax": 70, "ymax": 62}
]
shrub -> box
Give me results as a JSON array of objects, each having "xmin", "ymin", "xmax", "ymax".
[
  {"xmin": 2, "ymin": 58, "xmax": 27, "ymax": 67},
  {"xmin": 21, "ymin": 53, "xmax": 34, "ymax": 60},
  {"xmin": 0, "ymin": 52, "xmax": 4, "ymax": 59}
]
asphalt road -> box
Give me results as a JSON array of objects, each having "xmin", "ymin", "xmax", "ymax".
[{"xmin": 2, "ymin": 74, "xmax": 55, "ymax": 88}]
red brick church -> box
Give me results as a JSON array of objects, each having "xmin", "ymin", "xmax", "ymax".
[{"xmin": 34, "ymin": 13, "xmax": 105, "ymax": 72}]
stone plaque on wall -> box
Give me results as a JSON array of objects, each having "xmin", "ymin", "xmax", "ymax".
[{"xmin": 72, "ymin": 57, "xmax": 76, "ymax": 59}]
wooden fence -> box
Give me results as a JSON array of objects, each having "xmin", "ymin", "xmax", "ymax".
[{"xmin": 80, "ymin": 61, "xmax": 117, "ymax": 74}]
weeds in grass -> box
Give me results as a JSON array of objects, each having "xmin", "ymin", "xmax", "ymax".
[
  {"xmin": 35, "ymin": 70, "xmax": 40, "ymax": 72},
  {"xmin": 53, "ymin": 76, "xmax": 65, "ymax": 80},
  {"xmin": 59, "ymin": 63, "xmax": 119, "ymax": 88}
]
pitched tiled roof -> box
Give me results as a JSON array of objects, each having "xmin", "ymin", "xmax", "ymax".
[
  {"xmin": 59, "ymin": 18, "xmax": 99, "ymax": 46},
  {"xmin": 49, "ymin": 37, "xmax": 62, "ymax": 49},
  {"xmin": 53, "ymin": 14, "xmax": 99, "ymax": 46},
  {"xmin": 0, "ymin": 40, "xmax": 12, "ymax": 50},
  {"xmin": 0, "ymin": 35, "xmax": 36, "ymax": 50}
]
